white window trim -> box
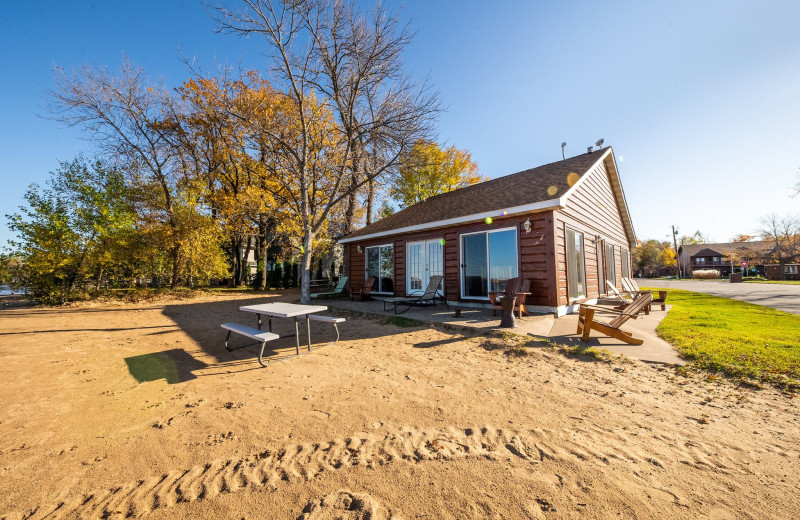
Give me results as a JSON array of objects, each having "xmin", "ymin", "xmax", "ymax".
[
  {"xmin": 364, "ymin": 243, "xmax": 394, "ymax": 295},
  {"xmin": 459, "ymin": 226, "xmax": 518, "ymax": 300}
]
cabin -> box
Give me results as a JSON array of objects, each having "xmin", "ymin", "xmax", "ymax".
[
  {"xmin": 338, "ymin": 146, "xmax": 636, "ymax": 316},
  {"xmin": 677, "ymin": 241, "xmax": 770, "ymax": 277}
]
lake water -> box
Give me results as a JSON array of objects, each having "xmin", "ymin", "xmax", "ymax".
[{"xmin": 0, "ymin": 285, "xmax": 27, "ymax": 295}]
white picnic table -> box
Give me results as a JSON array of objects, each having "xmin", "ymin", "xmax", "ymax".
[{"xmin": 239, "ymin": 302, "xmax": 328, "ymax": 356}]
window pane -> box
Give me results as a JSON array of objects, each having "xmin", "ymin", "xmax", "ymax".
[
  {"xmin": 575, "ymin": 233, "xmax": 585, "ymax": 297},
  {"xmin": 428, "ymin": 241, "xmax": 443, "ymax": 278},
  {"xmin": 366, "ymin": 247, "xmax": 380, "ymax": 281},
  {"xmin": 621, "ymin": 248, "xmax": 629, "ymax": 278},
  {"xmin": 408, "ymin": 243, "xmax": 423, "ymax": 291},
  {"xmin": 380, "ymin": 245, "xmax": 394, "ymax": 293},
  {"xmin": 605, "ymin": 243, "xmax": 616, "ymax": 286},
  {"xmin": 567, "ymin": 229, "xmax": 585, "ymax": 299},
  {"xmin": 366, "ymin": 245, "xmax": 393, "ymax": 293},
  {"xmin": 566, "ymin": 229, "xmax": 577, "ymax": 299},
  {"xmin": 462, "ymin": 234, "xmax": 488, "ymax": 297},
  {"xmin": 488, "ymin": 229, "xmax": 518, "ymax": 293}
]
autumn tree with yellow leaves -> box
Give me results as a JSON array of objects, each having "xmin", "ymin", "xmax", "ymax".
[{"xmin": 391, "ymin": 140, "xmax": 485, "ymax": 208}]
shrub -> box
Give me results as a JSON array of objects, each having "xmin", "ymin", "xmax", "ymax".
[{"xmin": 693, "ymin": 269, "xmax": 720, "ymax": 279}]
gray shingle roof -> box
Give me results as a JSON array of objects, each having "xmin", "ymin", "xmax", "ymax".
[
  {"xmin": 342, "ymin": 149, "xmax": 608, "ymax": 241},
  {"xmin": 680, "ymin": 241, "xmax": 772, "ymax": 258}
]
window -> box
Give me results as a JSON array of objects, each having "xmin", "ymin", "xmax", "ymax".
[
  {"xmin": 605, "ymin": 243, "xmax": 616, "ymax": 287},
  {"xmin": 461, "ymin": 228, "xmax": 518, "ymax": 298},
  {"xmin": 365, "ymin": 244, "xmax": 394, "ymax": 293},
  {"xmin": 621, "ymin": 247, "xmax": 629, "ymax": 278},
  {"xmin": 713, "ymin": 257, "xmax": 720, "ymax": 262},
  {"xmin": 566, "ymin": 228, "xmax": 586, "ymax": 299},
  {"xmin": 695, "ymin": 257, "xmax": 706, "ymax": 264},
  {"xmin": 787, "ymin": 265, "xmax": 799, "ymax": 275}
]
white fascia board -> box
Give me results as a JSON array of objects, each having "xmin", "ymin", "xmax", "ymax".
[
  {"xmin": 557, "ymin": 147, "xmax": 637, "ymax": 247},
  {"xmin": 605, "ymin": 151, "xmax": 637, "ymax": 245},
  {"xmin": 338, "ymin": 198, "xmax": 561, "ymax": 244},
  {"xmin": 557, "ymin": 148, "xmax": 612, "ymax": 205}
]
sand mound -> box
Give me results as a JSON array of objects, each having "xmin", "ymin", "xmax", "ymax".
[{"xmin": 299, "ymin": 489, "xmax": 401, "ymax": 520}]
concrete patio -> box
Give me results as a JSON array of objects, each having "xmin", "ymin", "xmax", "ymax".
[
  {"xmin": 325, "ymin": 298, "xmax": 684, "ymax": 365},
  {"xmin": 325, "ymin": 298, "xmax": 556, "ymax": 337}
]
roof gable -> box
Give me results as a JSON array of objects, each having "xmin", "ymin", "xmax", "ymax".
[
  {"xmin": 557, "ymin": 151, "xmax": 636, "ymax": 245},
  {"xmin": 693, "ymin": 248, "xmax": 723, "ymax": 257}
]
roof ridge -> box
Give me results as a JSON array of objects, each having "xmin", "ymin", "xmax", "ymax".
[{"xmin": 420, "ymin": 150, "xmax": 603, "ymax": 203}]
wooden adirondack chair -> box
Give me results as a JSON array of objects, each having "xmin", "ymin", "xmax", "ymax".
[
  {"xmin": 489, "ymin": 277, "xmax": 532, "ymax": 318},
  {"xmin": 622, "ymin": 277, "xmax": 667, "ymax": 311},
  {"xmin": 576, "ymin": 292, "xmax": 653, "ymax": 345},
  {"xmin": 606, "ymin": 280, "xmax": 648, "ymax": 315},
  {"xmin": 351, "ymin": 277, "xmax": 376, "ymax": 301}
]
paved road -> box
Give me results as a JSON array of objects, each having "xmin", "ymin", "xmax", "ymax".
[{"xmin": 639, "ymin": 279, "xmax": 800, "ymax": 315}]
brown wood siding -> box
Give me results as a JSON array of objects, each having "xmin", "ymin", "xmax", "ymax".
[
  {"xmin": 345, "ymin": 212, "xmax": 555, "ymax": 306},
  {"xmin": 554, "ymin": 157, "xmax": 632, "ymax": 306}
]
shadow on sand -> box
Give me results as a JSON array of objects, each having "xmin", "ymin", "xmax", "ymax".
[
  {"xmin": 137, "ymin": 293, "xmax": 458, "ymax": 382},
  {"xmin": 124, "ymin": 349, "xmax": 208, "ymax": 384}
]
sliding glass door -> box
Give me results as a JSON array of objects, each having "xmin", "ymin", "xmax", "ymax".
[
  {"xmin": 461, "ymin": 228, "xmax": 518, "ymax": 298},
  {"xmin": 365, "ymin": 244, "xmax": 394, "ymax": 293}
]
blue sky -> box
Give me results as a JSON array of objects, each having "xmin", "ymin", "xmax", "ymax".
[{"xmin": 1, "ymin": 0, "xmax": 799, "ymax": 247}]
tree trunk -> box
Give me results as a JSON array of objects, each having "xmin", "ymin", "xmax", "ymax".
[
  {"xmin": 343, "ymin": 189, "xmax": 357, "ymax": 235},
  {"xmin": 240, "ymin": 237, "xmax": 253, "ymax": 286},
  {"xmin": 300, "ymin": 230, "xmax": 315, "ymax": 304},
  {"xmin": 95, "ymin": 265, "xmax": 104, "ymax": 291},
  {"xmin": 366, "ymin": 177, "xmax": 375, "ymax": 225},
  {"xmin": 170, "ymin": 245, "xmax": 180, "ymax": 288},
  {"xmin": 231, "ymin": 237, "xmax": 242, "ymax": 287}
]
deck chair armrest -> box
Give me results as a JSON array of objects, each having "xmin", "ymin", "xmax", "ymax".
[{"xmin": 579, "ymin": 304, "xmax": 626, "ymax": 314}]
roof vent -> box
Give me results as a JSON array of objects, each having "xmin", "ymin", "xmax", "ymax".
[{"xmin": 587, "ymin": 146, "xmax": 593, "ymax": 154}]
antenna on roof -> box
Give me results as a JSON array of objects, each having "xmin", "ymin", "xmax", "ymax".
[
  {"xmin": 561, "ymin": 142, "xmax": 567, "ymax": 160},
  {"xmin": 595, "ymin": 138, "xmax": 604, "ymax": 149}
]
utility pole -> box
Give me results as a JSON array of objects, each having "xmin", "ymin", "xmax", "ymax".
[
  {"xmin": 671, "ymin": 225, "xmax": 681, "ymax": 279},
  {"xmin": 729, "ymin": 240, "xmax": 734, "ymax": 275}
]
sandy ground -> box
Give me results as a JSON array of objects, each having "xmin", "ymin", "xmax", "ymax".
[{"xmin": 0, "ymin": 290, "xmax": 798, "ymax": 519}]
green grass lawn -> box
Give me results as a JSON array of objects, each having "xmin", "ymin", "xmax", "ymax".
[
  {"xmin": 644, "ymin": 288, "xmax": 800, "ymax": 389},
  {"xmin": 743, "ymin": 279, "xmax": 800, "ymax": 285}
]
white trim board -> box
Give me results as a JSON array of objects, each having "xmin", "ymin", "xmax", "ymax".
[{"xmin": 338, "ymin": 199, "xmax": 560, "ymax": 244}]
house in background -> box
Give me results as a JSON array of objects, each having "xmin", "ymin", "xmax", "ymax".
[
  {"xmin": 765, "ymin": 264, "xmax": 800, "ymax": 280},
  {"xmin": 338, "ymin": 146, "xmax": 635, "ymax": 316},
  {"xmin": 677, "ymin": 241, "xmax": 770, "ymax": 277}
]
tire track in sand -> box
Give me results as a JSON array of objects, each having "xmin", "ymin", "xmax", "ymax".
[{"xmin": 8, "ymin": 426, "xmax": 541, "ymax": 520}]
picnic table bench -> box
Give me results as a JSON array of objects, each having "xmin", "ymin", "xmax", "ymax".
[
  {"xmin": 221, "ymin": 323, "xmax": 280, "ymax": 367},
  {"xmin": 222, "ymin": 302, "xmax": 345, "ymax": 366}
]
